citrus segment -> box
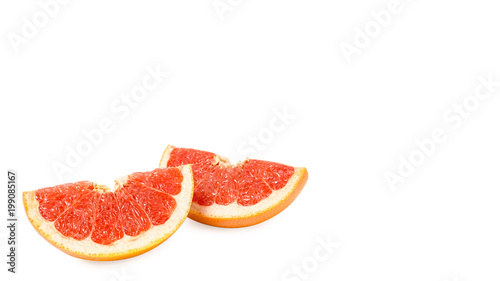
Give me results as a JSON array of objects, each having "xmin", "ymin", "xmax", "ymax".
[
  {"xmin": 115, "ymin": 188, "xmax": 151, "ymax": 236},
  {"xmin": 23, "ymin": 165, "xmax": 194, "ymax": 260},
  {"xmin": 35, "ymin": 181, "xmax": 94, "ymax": 221},
  {"xmin": 214, "ymin": 166, "xmax": 239, "ymax": 205},
  {"xmin": 121, "ymin": 180, "xmax": 177, "ymax": 225},
  {"xmin": 248, "ymin": 159, "xmax": 295, "ymax": 190},
  {"xmin": 91, "ymin": 192, "xmax": 124, "ymax": 245},
  {"xmin": 53, "ymin": 191, "xmax": 99, "ymax": 241},
  {"xmin": 131, "ymin": 168, "xmax": 183, "ymax": 195},
  {"xmin": 168, "ymin": 147, "xmax": 216, "ymax": 166}
]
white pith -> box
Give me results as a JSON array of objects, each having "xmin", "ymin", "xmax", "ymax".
[{"xmin": 23, "ymin": 165, "xmax": 193, "ymax": 259}]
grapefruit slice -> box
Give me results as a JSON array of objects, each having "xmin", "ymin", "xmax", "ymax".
[
  {"xmin": 23, "ymin": 165, "xmax": 194, "ymax": 260},
  {"xmin": 159, "ymin": 145, "xmax": 308, "ymax": 228}
]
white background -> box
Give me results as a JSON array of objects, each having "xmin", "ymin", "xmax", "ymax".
[{"xmin": 1, "ymin": 1, "xmax": 500, "ymax": 281}]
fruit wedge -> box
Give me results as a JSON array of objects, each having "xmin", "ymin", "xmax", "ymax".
[
  {"xmin": 23, "ymin": 165, "xmax": 194, "ymax": 261},
  {"xmin": 159, "ymin": 145, "xmax": 308, "ymax": 228}
]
